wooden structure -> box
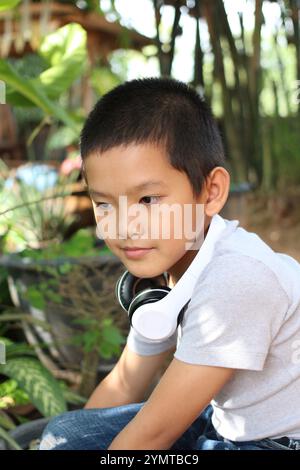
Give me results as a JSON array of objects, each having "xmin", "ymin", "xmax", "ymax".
[
  {"xmin": 0, "ymin": 1, "xmax": 153, "ymax": 61},
  {"xmin": 0, "ymin": 1, "xmax": 154, "ymax": 165}
]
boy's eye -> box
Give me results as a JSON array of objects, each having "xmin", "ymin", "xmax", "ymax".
[
  {"xmin": 94, "ymin": 196, "xmax": 161, "ymax": 210},
  {"xmin": 94, "ymin": 202, "xmax": 112, "ymax": 210},
  {"xmin": 139, "ymin": 195, "xmax": 161, "ymax": 205}
]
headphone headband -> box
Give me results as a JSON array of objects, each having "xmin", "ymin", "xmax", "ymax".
[{"xmin": 130, "ymin": 214, "xmax": 228, "ymax": 341}]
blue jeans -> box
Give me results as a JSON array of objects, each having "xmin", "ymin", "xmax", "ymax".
[{"xmin": 38, "ymin": 403, "xmax": 297, "ymax": 450}]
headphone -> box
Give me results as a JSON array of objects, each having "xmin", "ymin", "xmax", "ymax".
[{"xmin": 115, "ymin": 214, "xmax": 228, "ymax": 342}]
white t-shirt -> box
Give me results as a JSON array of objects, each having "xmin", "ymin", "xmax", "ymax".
[{"xmin": 126, "ymin": 214, "xmax": 300, "ymax": 441}]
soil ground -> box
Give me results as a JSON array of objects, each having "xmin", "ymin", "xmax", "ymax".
[{"xmin": 221, "ymin": 187, "xmax": 300, "ymax": 263}]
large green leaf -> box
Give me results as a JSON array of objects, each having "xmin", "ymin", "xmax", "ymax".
[
  {"xmin": 0, "ymin": 379, "xmax": 30, "ymax": 409},
  {"xmin": 91, "ymin": 67, "xmax": 121, "ymax": 96},
  {"xmin": 0, "ymin": 357, "xmax": 67, "ymax": 417},
  {"xmin": 1, "ymin": 23, "xmax": 87, "ymax": 106},
  {"xmin": 4, "ymin": 89, "xmax": 40, "ymax": 107},
  {"xmin": 0, "ymin": 409, "xmax": 16, "ymax": 431},
  {"xmin": 0, "ymin": 0, "xmax": 21, "ymax": 12},
  {"xmin": 0, "ymin": 426, "xmax": 21, "ymax": 450},
  {"xmin": 0, "ymin": 59, "xmax": 77, "ymax": 131},
  {"xmin": 35, "ymin": 23, "xmax": 87, "ymax": 99}
]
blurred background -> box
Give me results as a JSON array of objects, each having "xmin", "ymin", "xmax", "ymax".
[{"xmin": 0, "ymin": 0, "xmax": 299, "ymax": 450}]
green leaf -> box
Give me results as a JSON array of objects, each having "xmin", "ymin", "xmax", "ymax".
[
  {"xmin": 58, "ymin": 382, "xmax": 86, "ymax": 406},
  {"xmin": 36, "ymin": 23, "xmax": 87, "ymax": 99},
  {"xmin": 0, "ymin": 379, "xmax": 30, "ymax": 409},
  {"xmin": 0, "ymin": 426, "xmax": 22, "ymax": 450},
  {"xmin": 58, "ymin": 262, "xmax": 73, "ymax": 275},
  {"xmin": 5, "ymin": 342, "xmax": 36, "ymax": 359},
  {"xmin": 101, "ymin": 318, "xmax": 125, "ymax": 346},
  {"xmin": 0, "ymin": 410, "xmax": 16, "ymax": 431},
  {"xmin": 0, "ymin": 0, "xmax": 21, "ymax": 12},
  {"xmin": 0, "ymin": 59, "xmax": 77, "ymax": 132},
  {"xmin": 45, "ymin": 290, "xmax": 62, "ymax": 304},
  {"xmin": 25, "ymin": 287, "xmax": 45, "ymax": 310},
  {"xmin": 90, "ymin": 67, "xmax": 121, "ymax": 96},
  {"xmin": 46, "ymin": 126, "xmax": 78, "ymax": 150},
  {"xmin": 4, "ymin": 89, "xmax": 39, "ymax": 107},
  {"xmin": 0, "ymin": 357, "xmax": 67, "ymax": 417},
  {"xmin": 0, "ymin": 337, "xmax": 13, "ymax": 347},
  {"xmin": 99, "ymin": 319, "xmax": 125, "ymax": 359}
]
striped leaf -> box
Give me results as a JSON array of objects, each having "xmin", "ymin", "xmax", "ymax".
[{"xmin": 0, "ymin": 357, "xmax": 67, "ymax": 417}]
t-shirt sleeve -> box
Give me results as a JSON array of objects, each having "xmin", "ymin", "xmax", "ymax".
[
  {"xmin": 174, "ymin": 254, "xmax": 289, "ymax": 371},
  {"xmin": 126, "ymin": 325, "xmax": 178, "ymax": 356}
]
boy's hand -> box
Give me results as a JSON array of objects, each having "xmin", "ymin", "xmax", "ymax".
[{"xmin": 108, "ymin": 358, "xmax": 235, "ymax": 450}]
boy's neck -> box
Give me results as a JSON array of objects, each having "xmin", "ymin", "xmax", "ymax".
[{"xmin": 167, "ymin": 217, "xmax": 211, "ymax": 287}]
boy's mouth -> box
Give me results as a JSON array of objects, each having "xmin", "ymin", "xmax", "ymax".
[{"xmin": 122, "ymin": 247, "xmax": 155, "ymax": 259}]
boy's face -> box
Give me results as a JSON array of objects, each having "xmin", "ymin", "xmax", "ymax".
[{"xmin": 84, "ymin": 142, "xmax": 210, "ymax": 283}]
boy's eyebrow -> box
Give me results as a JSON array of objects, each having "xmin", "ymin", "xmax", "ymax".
[{"xmin": 88, "ymin": 180, "xmax": 167, "ymax": 198}]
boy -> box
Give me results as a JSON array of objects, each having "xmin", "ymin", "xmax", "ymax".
[{"xmin": 39, "ymin": 77, "xmax": 300, "ymax": 451}]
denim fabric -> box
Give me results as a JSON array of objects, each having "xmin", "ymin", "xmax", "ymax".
[{"xmin": 38, "ymin": 403, "xmax": 299, "ymax": 451}]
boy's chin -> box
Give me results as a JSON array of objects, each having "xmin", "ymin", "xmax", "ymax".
[{"xmin": 123, "ymin": 262, "xmax": 167, "ymax": 280}]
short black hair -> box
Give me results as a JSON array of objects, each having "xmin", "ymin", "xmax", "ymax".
[{"xmin": 80, "ymin": 77, "xmax": 226, "ymax": 197}]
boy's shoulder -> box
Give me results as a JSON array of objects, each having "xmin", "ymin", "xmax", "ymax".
[
  {"xmin": 191, "ymin": 250, "xmax": 288, "ymax": 308},
  {"xmin": 203, "ymin": 218, "xmax": 300, "ymax": 309},
  {"xmin": 175, "ymin": 223, "xmax": 300, "ymax": 372},
  {"xmin": 175, "ymin": 247, "xmax": 291, "ymax": 372}
]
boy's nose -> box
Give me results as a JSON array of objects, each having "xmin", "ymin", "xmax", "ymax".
[{"xmin": 118, "ymin": 208, "xmax": 149, "ymax": 241}]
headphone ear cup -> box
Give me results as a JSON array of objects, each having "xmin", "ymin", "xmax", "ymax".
[
  {"xmin": 115, "ymin": 271, "xmax": 139, "ymax": 312},
  {"xmin": 128, "ymin": 285, "xmax": 171, "ymax": 325},
  {"xmin": 128, "ymin": 288, "xmax": 190, "ymax": 329},
  {"xmin": 116, "ymin": 271, "xmax": 170, "ymax": 312}
]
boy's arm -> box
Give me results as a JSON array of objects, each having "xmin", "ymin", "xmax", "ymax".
[
  {"xmin": 108, "ymin": 358, "xmax": 235, "ymax": 450},
  {"xmin": 84, "ymin": 344, "xmax": 175, "ymax": 409}
]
